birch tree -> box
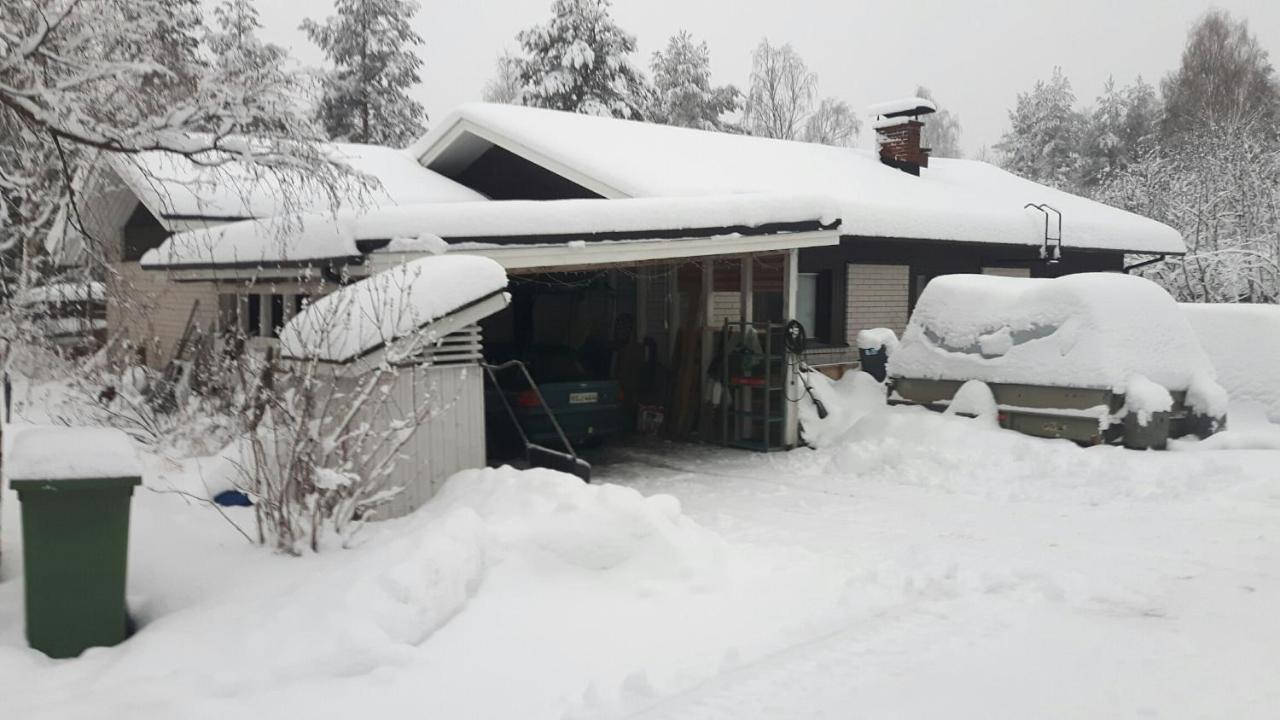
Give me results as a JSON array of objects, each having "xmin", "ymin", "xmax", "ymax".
[
  {"xmin": 742, "ymin": 39, "xmax": 815, "ymax": 140},
  {"xmin": 802, "ymin": 97, "xmax": 858, "ymax": 147}
]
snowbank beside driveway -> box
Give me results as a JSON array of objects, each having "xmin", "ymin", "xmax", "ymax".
[
  {"xmin": 1181, "ymin": 303, "xmax": 1280, "ymax": 422},
  {"xmin": 0, "ymin": 463, "xmax": 849, "ymax": 719}
]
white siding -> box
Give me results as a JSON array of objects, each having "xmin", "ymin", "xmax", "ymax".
[
  {"xmin": 709, "ymin": 291, "xmax": 742, "ymax": 329},
  {"xmin": 846, "ymin": 263, "xmax": 910, "ymax": 342},
  {"xmin": 380, "ymin": 363, "xmax": 486, "ymax": 519},
  {"xmin": 982, "ymin": 267, "xmax": 1032, "ymax": 278}
]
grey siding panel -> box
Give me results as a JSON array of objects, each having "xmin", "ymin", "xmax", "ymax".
[{"xmin": 846, "ymin": 263, "xmax": 910, "ymax": 342}]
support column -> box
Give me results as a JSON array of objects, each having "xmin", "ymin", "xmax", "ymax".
[
  {"xmin": 740, "ymin": 255, "xmax": 754, "ymax": 322},
  {"xmin": 782, "ymin": 249, "xmax": 800, "ymax": 447}
]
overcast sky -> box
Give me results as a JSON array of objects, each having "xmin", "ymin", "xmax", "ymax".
[{"xmin": 250, "ymin": 0, "xmax": 1280, "ymax": 156}]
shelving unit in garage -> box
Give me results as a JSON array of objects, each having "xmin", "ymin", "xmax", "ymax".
[{"xmin": 719, "ymin": 320, "xmax": 790, "ymax": 452}]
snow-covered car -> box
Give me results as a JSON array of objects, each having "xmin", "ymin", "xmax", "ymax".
[{"xmin": 887, "ymin": 273, "xmax": 1227, "ymax": 449}]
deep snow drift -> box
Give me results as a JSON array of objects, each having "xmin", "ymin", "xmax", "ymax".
[{"xmin": 3, "ymin": 371, "xmax": 1279, "ymax": 719}]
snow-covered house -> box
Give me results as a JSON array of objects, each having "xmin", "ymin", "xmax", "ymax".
[
  {"xmin": 57, "ymin": 142, "xmax": 483, "ymax": 366},
  {"xmin": 405, "ymin": 102, "xmax": 1184, "ymax": 365},
  {"xmin": 72, "ymin": 101, "xmax": 1183, "ymax": 450}
]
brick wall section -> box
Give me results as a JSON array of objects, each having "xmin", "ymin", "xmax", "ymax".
[
  {"xmin": 107, "ymin": 262, "xmax": 219, "ymax": 367},
  {"xmin": 846, "ymin": 263, "xmax": 910, "ymax": 343}
]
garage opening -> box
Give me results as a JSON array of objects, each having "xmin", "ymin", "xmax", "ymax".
[{"xmin": 478, "ymin": 253, "xmax": 799, "ymax": 461}]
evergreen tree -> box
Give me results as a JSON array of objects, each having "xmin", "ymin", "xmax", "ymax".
[
  {"xmin": 995, "ymin": 67, "xmax": 1085, "ymax": 188},
  {"xmin": 1161, "ymin": 9, "xmax": 1280, "ymax": 138},
  {"xmin": 743, "ymin": 39, "xmax": 815, "ymax": 140},
  {"xmin": 802, "ymin": 98, "xmax": 858, "ymax": 146},
  {"xmin": 301, "ymin": 0, "xmax": 427, "ymax": 146},
  {"xmin": 1121, "ymin": 77, "xmax": 1160, "ymax": 155},
  {"xmin": 915, "ymin": 86, "xmax": 962, "ymax": 158},
  {"xmin": 208, "ymin": 0, "xmax": 287, "ymax": 73},
  {"xmin": 649, "ymin": 31, "xmax": 740, "ymax": 130},
  {"xmin": 514, "ymin": 0, "xmax": 651, "ymax": 119}
]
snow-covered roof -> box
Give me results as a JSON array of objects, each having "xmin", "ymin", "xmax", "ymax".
[
  {"xmin": 412, "ymin": 103, "xmax": 1184, "ymax": 255},
  {"xmin": 889, "ymin": 273, "xmax": 1214, "ymax": 391},
  {"xmin": 112, "ymin": 142, "xmax": 484, "ymax": 225},
  {"xmin": 14, "ymin": 281, "xmax": 106, "ymax": 306},
  {"xmin": 141, "ymin": 193, "xmax": 841, "ymax": 269},
  {"xmin": 278, "ymin": 254, "xmax": 508, "ymax": 364}
]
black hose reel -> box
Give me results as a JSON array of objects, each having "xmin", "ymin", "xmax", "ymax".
[{"xmin": 784, "ymin": 320, "xmax": 828, "ymax": 420}]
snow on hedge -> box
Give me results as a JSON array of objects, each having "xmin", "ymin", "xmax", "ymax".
[
  {"xmin": 889, "ymin": 273, "xmax": 1216, "ymax": 392},
  {"xmin": 1182, "ymin": 303, "xmax": 1280, "ymax": 421},
  {"xmin": 142, "ymin": 193, "xmax": 841, "ymax": 268},
  {"xmin": 278, "ymin": 254, "xmax": 507, "ymax": 363},
  {"xmin": 411, "ymin": 103, "xmax": 1184, "ymax": 254},
  {"xmin": 3, "ymin": 425, "xmax": 141, "ymax": 481}
]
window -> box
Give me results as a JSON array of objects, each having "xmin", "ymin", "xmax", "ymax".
[
  {"xmin": 796, "ymin": 273, "xmax": 818, "ymax": 338},
  {"xmin": 246, "ymin": 294, "xmax": 262, "ymax": 337}
]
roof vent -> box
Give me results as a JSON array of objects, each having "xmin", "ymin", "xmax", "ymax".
[{"xmin": 870, "ymin": 97, "xmax": 937, "ymax": 176}]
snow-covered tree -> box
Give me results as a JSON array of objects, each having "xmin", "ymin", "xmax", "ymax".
[
  {"xmin": 802, "ymin": 98, "xmax": 858, "ymax": 147},
  {"xmin": 1161, "ymin": 9, "xmax": 1280, "ymax": 139},
  {"xmin": 995, "ymin": 67, "xmax": 1085, "ymax": 188},
  {"xmin": 482, "ymin": 51, "xmax": 523, "ymax": 104},
  {"xmin": 743, "ymin": 39, "xmax": 816, "ymax": 140},
  {"xmin": 301, "ymin": 0, "xmax": 427, "ymax": 146},
  {"xmin": 1, "ymin": 0, "xmax": 347, "ymax": 293},
  {"xmin": 1097, "ymin": 117, "xmax": 1280, "ymax": 303},
  {"xmin": 915, "ymin": 86, "xmax": 962, "ymax": 158},
  {"xmin": 648, "ymin": 31, "xmax": 740, "ymax": 130},
  {"xmin": 514, "ymin": 0, "xmax": 651, "ymax": 119}
]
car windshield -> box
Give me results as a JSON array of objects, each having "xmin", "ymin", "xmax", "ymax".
[{"xmin": 521, "ymin": 345, "xmax": 590, "ymax": 384}]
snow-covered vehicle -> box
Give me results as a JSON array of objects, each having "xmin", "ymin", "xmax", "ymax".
[{"xmin": 887, "ymin": 273, "xmax": 1228, "ymax": 449}]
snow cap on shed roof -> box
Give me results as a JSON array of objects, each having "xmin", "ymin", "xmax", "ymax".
[
  {"xmin": 278, "ymin": 254, "xmax": 508, "ymax": 364},
  {"xmin": 412, "ymin": 103, "xmax": 1184, "ymax": 255}
]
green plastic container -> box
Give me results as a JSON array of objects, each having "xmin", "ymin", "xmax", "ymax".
[{"xmin": 12, "ymin": 475, "xmax": 141, "ymax": 658}]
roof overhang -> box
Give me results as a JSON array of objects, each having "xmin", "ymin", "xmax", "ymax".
[{"xmin": 360, "ymin": 228, "xmax": 841, "ymax": 276}]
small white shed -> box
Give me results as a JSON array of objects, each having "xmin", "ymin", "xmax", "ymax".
[{"xmin": 278, "ymin": 254, "xmax": 509, "ymax": 518}]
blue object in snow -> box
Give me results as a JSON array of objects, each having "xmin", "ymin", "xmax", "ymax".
[{"xmin": 213, "ymin": 490, "xmax": 252, "ymax": 507}]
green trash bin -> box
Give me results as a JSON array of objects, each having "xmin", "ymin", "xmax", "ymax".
[{"xmin": 7, "ymin": 426, "xmax": 142, "ymax": 659}]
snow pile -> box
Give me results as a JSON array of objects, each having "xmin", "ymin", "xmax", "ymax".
[
  {"xmin": 412, "ymin": 103, "xmax": 1184, "ymax": 254},
  {"xmin": 1, "ymin": 462, "xmax": 848, "ymax": 719},
  {"xmin": 890, "ymin": 273, "xmax": 1215, "ymax": 391},
  {"xmin": 278, "ymin": 254, "xmax": 507, "ymax": 362},
  {"xmin": 855, "ymin": 327, "xmax": 900, "ymax": 353},
  {"xmin": 798, "ymin": 370, "xmax": 887, "ymax": 447},
  {"xmin": 2, "ymin": 425, "xmax": 141, "ymax": 481},
  {"xmin": 1181, "ymin": 303, "xmax": 1280, "ymax": 421},
  {"xmin": 945, "ymin": 380, "xmax": 999, "ymax": 420},
  {"xmin": 1186, "ymin": 372, "xmax": 1231, "ymax": 419},
  {"xmin": 1121, "ymin": 374, "xmax": 1174, "ymax": 426}
]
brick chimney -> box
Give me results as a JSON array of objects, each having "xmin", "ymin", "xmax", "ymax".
[{"xmin": 870, "ymin": 98, "xmax": 937, "ymax": 176}]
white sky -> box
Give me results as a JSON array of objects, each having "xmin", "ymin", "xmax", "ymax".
[{"xmin": 248, "ymin": 0, "xmax": 1280, "ymax": 156}]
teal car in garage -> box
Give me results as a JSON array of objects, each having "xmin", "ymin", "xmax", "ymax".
[{"xmin": 484, "ymin": 345, "xmax": 626, "ymax": 459}]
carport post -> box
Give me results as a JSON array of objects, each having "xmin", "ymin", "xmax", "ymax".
[
  {"xmin": 739, "ymin": 256, "xmax": 753, "ymax": 322},
  {"xmin": 783, "ymin": 249, "xmax": 799, "ymax": 447}
]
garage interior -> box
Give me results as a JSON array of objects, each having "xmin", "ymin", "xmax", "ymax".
[{"xmin": 478, "ymin": 252, "xmax": 802, "ymax": 458}]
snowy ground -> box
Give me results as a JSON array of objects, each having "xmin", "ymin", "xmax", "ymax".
[{"xmin": 2, "ymin": 373, "xmax": 1279, "ymax": 718}]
